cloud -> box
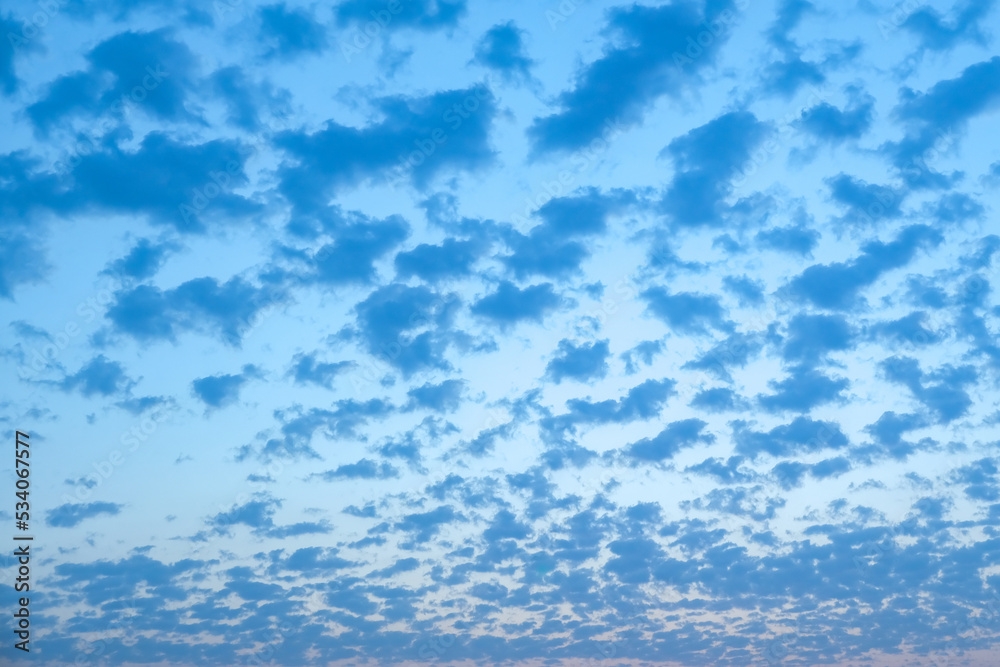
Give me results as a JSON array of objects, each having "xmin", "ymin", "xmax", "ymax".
[
  {"xmin": 883, "ymin": 56, "xmax": 1000, "ymax": 188},
  {"xmin": 275, "ymin": 86, "xmax": 496, "ymax": 216},
  {"xmin": 0, "ymin": 230, "xmax": 47, "ymax": 299},
  {"xmin": 106, "ymin": 276, "xmax": 284, "ymax": 345},
  {"xmin": 316, "ymin": 458, "xmax": 400, "ymax": 480},
  {"xmin": 257, "ymin": 3, "xmax": 328, "ymax": 61},
  {"xmin": 796, "ymin": 93, "xmax": 874, "ymax": 142},
  {"xmin": 734, "ymin": 417, "xmax": 849, "ymax": 458},
  {"xmin": 722, "ymin": 275, "xmax": 765, "ymax": 307},
  {"xmin": 660, "ymin": 111, "xmax": 770, "ymax": 227},
  {"xmin": 502, "ymin": 189, "xmax": 634, "ymax": 280},
  {"xmin": 880, "ymin": 356, "xmax": 977, "ymax": 423},
  {"xmin": 755, "ymin": 223, "xmax": 820, "ymax": 256},
  {"xmin": 620, "ymin": 340, "xmax": 663, "ymax": 374},
  {"xmin": 394, "ymin": 505, "xmax": 462, "ymax": 543},
  {"xmin": 103, "ymin": 238, "xmax": 180, "ymax": 281},
  {"xmin": 689, "ymin": 387, "xmax": 748, "ymax": 413},
  {"xmin": 757, "ymin": 365, "xmax": 849, "ymax": 413},
  {"xmin": 404, "ymin": 379, "xmax": 465, "ymax": 413},
  {"xmin": 28, "ymin": 29, "xmax": 198, "ymax": 133},
  {"xmin": 289, "ymin": 215, "xmax": 410, "ymax": 286},
  {"xmin": 192, "ymin": 364, "xmax": 261, "ymax": 409},
  {"xmin": 642, "ymin": 287, "xmax": 731, "ymax": 335},
  {"xmin": 334, "ymin": 0, "xmax": 466, "ymax": 32},
  {"xmin": 900, "ymin": 0, "xmax": 996, "ymax": 52},
  {"xmin": 683, "ymin": 332, "xmax": 764, "ymax": 382},
  {"xmin": 288, "ymin": 352, "xmax": 354, "ymax": 389},
  {"xmin": 47, "ymin": 502, "xmax": 123, "ymax": 527},
  {"xmin": 60, "ymin": 355, "xmax": 136, "ymax": 397},
  {"xmin": 781, "ymin": 314, "xmax": 855, "ymax": 366},
  {"xmin": 528, "ymin": 0, "xmax": 740, "ymax": 156},
  {"xmin": 209, "ymin": 65, "xmax": 290, "ymax": 132},
  {"xmin": 353, "ymin": 283, "xmax": 462, "ymax": 376},
  {"xmin": 473, "ymin": 22, "xmax": 533, "ymax": 83},
  {"xmin": 783, "ymin": 224, "xmax": 941, "ymax": 309},
  {"xmin": 545, "ymin": 339, "xmax": 611, "ymax": 384},
  {"xmin": 395, "ymin": 237, "xmax": 489, "ymax": 283},
  {"xmin": 471, "ymin": 281, "xmax": 565, "ymax": 329},
  {"xmin": 623, "ymin": 419, "xmax": 714, "ymax": 462},
  {"xmin": 70, "ymin": 133, "xmax": 260, "ymax": 232}
]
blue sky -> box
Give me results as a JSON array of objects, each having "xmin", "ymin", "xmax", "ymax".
[{"xmin": 1, "ymin": 0, "xmax": 1000, "ymax": 664}]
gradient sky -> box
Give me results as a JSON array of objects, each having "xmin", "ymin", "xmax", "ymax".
[{"xmin": 2, "ymin": 0, "xmax": 1000, "ymax": 665}]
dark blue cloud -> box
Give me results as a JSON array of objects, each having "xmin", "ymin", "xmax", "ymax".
[
  {"xmin": 757, "ymin": 365, "xmax": 849, "ymax": 413},
  {"xmin": 925, "ymin": 192, "xmax": 985, "ymax": 226},
  {"xmin": 810, "ymin": 456, "xmax": 851, "ymax": 479},
  {"xmin": 106, "ymin": 276, "xmax": 284, "ymax": 345},
  {"xmin": 404, "ymin": 379, "xmax": 465, "ymax": 413},
  {"xmin": 796, "ymin": 92, "xmax": 874, "ymax": 142},
  {"xmin": 689, "ymin": 387, "xmax": 747, "ymax": 413},
  {"xmin": 620, "ymin": 340, "xmax": 663, "ymax": 374},
  {"xmin": 288, "ymin": 215, "xmax": 410, "ymax": 286},
  {"xmin": 868, "ymin": 312, "xmax": 941, "ymax": 347},
  {"xmin": 545, "ymin": 339, "xmax": 610, "ymax": 384},
  {"xmin": 240, "ymin": 399, "xmax": 395, "ymax": 461},
  {"xmin": 755, "ymin": 224, "xmax": 820, "ymax": 255},
  {"xmin": 527, "ymin": 0, "xmax": 739, "ymax": 155},
  {"xmin": 734, "ymin": 417, "xmax": 849, "ymax": 458},
  {"xmin": 781, "ymin": 313, "xmax": 855, "ymax": 366},
  {"xmin": 880, "ymin": 356, "xmax": 977, "ymax": 424},
  {"xmin": 660, "ymin": 111, "xmax": 770, "ymax": 227},
  {"xmin": 900, "ymin": 0, "xmax": 996, "ymax": 52},
  {"xmin": 473, "ymin": 22, "xmax": 533, "ymax": 83},
  {"xmin": 827, "ymin": 174, "xmax": 903, "ymax": 228},
  {"xmin": 192, "ymin": 364, "xmax": 261, "ymax": 409},
  {"xmin": 783, "ymin": 224, "xmax": 942, "ymax": 309},
  {"xmin": 471, "ymin": 281, "xmax": 565, "ymax": 329},
  {"xmin": 395, "ymin": 237, "xmax": 489, "ymax": 283},
  {"xmin": 275, "ymin": 86, "xmax": 496, "ymax": 216},
  {"xmin": 394, "ymin": 505, "xmax": 461, "ymax": 543},
  {"xmin": 502, "ymin": 189, "xmax": 634, "ymax": 280},
  {"xmin": 884, "ymin": 56, "xmax": 1000, "ymax": 188},
  {"xmin": 352, "ymin": 283, "xmax": 461, "ymax": 376},
  {"xmin": 288, "ymin": 352, "xmax": 354, "ymax": 389},
  {"xmin": 257, "ymin": 3, "xmax": 328, "ymax": 60},
  {"xmin": 863, "ymin": 411, "xmax": 929, "ymax": 460},
  {"xmin": 318, "ymin": 459, "xmax": 400, "ymax": 480},
  {"xmin": 47, "ymin": 502, "xmax": 123, "ymax": 528},
  {"xmin": 685, "ymin": 456, "xmax": 754, "ymax": 484},
  {"xmin": 71, "ymin": 133, "xmax": 260, "ymax": 232},
  {"xmin": 0, "ymin": 229, "xmax": 47, "ymax": 298},
  {"xmin": 722, "ymin": 275, "xmax": 765, "ymax": 307},
  {"xmin": 624, "ymin": 419, "xmax": 714, "ymax": 463},
  {"xmin": 642, "ymin": 287, "xmax": 731, "ymax": 335},
  {"xmin": 103, "ymin": 238, "xmax": 179, "ymax": 281},
  {"xmin": 683, "ymin": 332, "xmax": 765, "ymax": 382},
  {"xmin": 60, "ymin": 355, "xmax": 136, "ymax": 397},
  {"xmin": 28, "ymin": 29, "xmax": 198, "ymax": 133},
  {"xmin": 209, "ymin": 66, "xmax": 290, "ymax": 132},
  {"xmin": 335, "ymin": 0, "xmax": 466, "ymax": 32}
]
